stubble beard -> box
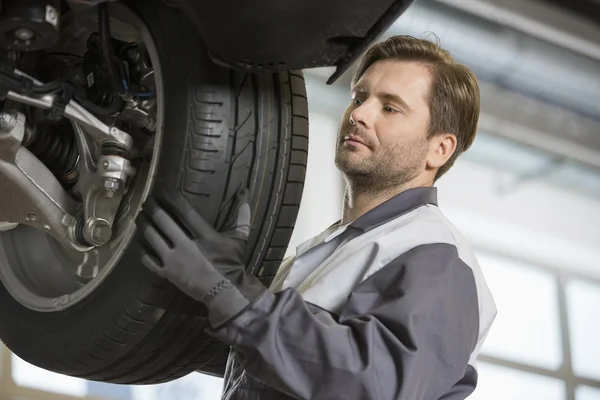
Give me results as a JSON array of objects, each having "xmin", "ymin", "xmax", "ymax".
[{"xmin": 334, "ymin": 132, "xmax": 428, "ymax": 195}]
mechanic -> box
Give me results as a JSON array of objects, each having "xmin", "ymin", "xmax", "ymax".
[{"xmin": 136, "ymin": 34, "xmax": 497, "ymax": 400}]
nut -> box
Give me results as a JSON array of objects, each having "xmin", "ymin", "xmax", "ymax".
[
  {"xmin": 90, "ymin": 220, "xmax": 112, "ymax": 243},
  {"xmin": 104, "ymin": 178, "xmax": 121, "ymax": 192}
]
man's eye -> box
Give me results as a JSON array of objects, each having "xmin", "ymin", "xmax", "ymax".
[
  {"xmin": 353, "ymin": 98, "xmax": 363, "ymax": 105},
  {"xmin": 383, "ymin": 106, "xmax": 396, "ymax": 113}
]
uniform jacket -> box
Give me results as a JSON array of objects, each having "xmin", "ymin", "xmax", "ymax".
[{"xmin": 207, "ymin": 186, "xmax": 497, "ymax": 400}]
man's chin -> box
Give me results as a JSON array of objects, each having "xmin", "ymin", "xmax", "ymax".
[
  {"xmin": 335, "ymin": 152, "xmax": 355, "ymax": 171},
  {"xmin": 335, "ymin": 158, "xmax": 373, "ymax": 178}
]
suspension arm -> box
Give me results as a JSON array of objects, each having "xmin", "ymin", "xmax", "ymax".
[
  {"xmin": 6, "ymin": 68, "xmax": 133, "ymax": 150},
  {"xmin": 0, "ymin": 111, "xmax": 79, "ymax": 247}
]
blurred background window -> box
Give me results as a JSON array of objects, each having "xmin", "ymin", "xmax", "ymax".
[
  {"xmin": 566, "ymin": 279, "xmax": 600, "ymax": 381},
  {"xmin": 469, "ymin": 362, "xmax": 566, "ymax": 400},
  {"xmin": 476, "ymin": 251, "xmax": 563, "ymax": 370}
]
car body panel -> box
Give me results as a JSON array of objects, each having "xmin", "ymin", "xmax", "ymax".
[{"xmin": 171, "ymin": 0, "xmax": 416, "ymax": 83}]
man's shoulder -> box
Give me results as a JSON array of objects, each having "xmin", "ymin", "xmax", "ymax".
[
  {"xmin": 382, "ymin": 205, "xmax": 498, "ymax": 343},
  {"xmin": 367, "ymin": 204, "xmax": 473, "ymax": 259},
  {"xmin": 407, "ymin": 204, "xmax": 479, "ymax": 266},
  {"xmin": 357, "ymin": 203, "xmax": 490, "ymax": 290}
]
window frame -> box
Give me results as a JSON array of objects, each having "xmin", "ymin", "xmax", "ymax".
[{"xmin": 475, "ymin": 246, "xmax": 600, "ymax": 400}]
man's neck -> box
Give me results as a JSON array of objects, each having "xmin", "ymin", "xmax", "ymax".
[{"xmin": 340, "ymin": 179, "xmax": 431, "ymax": 225}]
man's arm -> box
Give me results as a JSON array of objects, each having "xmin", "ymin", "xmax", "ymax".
[
  {"xmin": 136, "ymin": 195, "xmax": 480, "ymax": 399},
  {"xmin": 206, "ymin": 243, "xmax": 481, "ymax": 400}
]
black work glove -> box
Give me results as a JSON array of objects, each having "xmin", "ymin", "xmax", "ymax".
[{"xmin": 136, "ymin": 189, "xmax": 267, "ymax": 328}]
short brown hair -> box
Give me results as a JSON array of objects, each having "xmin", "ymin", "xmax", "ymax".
[{"xmin": 353, "ymin": 34, "xmax": 480, "ymax": 181}]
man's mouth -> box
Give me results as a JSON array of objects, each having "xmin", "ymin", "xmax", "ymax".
[{"xmin": 344, "ymin": 134, "xmax": 369, "ymax": 148}]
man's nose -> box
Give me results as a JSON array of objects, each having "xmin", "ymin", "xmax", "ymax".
[{"xmin": 349, "ymin": 102, "xmax": 373, "ymax": 129}]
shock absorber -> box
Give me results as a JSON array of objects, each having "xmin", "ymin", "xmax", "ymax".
[{"xmin": 22, "ymin": 120, "xmax": 80, "ymax": 186}]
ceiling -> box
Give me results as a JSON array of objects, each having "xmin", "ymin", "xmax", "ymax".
[
  {"xmin": 432, "ymin": 0, "xmax": 600, "ymax": 61},
  {"xmin": 538, "ymin": 0, "xmax": 600, "ymax": 27}
]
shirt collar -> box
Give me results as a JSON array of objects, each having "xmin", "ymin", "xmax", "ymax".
[
  {"xmin": 294, "ymin": 186, "xmax": 438, "ymax": 256},
  {"xmin": 349, "ymin": 186, "xmax": 438, "ymax": 232}
]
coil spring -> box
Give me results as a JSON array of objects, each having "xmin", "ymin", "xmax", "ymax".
[{"xmin": 23, "ymin": 122, "xmax": 80, "ymax": 186}]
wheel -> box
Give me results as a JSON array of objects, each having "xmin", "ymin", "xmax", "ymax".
[{"xmin": 0, "ymin": 0, "xmax": 308, "ymax": 384}]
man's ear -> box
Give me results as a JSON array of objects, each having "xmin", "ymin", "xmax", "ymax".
[{"xmin": 426, "ymin": 133, "xmax": 457, "ymax": 169}]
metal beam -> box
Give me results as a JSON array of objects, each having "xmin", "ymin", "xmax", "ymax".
[
  {"xmin": 477, "ymin": 81, "xmax": 600, "ymax": 170},
  {"xmin": 433, "ymin": 0, "xmax": 600, "ymax": 61},
  {"xmin": 478, "ymin": 355, "xmax": 600, "ymax": 390},
  {"xmin": 557, "ymin": 272, "xmax": 576, "ymax": 400}
]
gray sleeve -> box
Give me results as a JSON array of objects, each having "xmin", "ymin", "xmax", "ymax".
[{"xmin": 206, "ymin": 243, "xmax": 480, "ymax": 400}]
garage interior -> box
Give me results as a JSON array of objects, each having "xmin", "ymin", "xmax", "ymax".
[{"xmin": 1, "ymin": 0, "xmax": 600, "ymax": 399}]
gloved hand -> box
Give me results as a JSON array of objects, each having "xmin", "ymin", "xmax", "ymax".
[{"xmin": 136, "ymin": 189, "xmax": 267, "ymax": 328}]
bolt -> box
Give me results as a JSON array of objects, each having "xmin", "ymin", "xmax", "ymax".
[
  {"xmin": 104, "ymin": 178, "xmax": 120, "ymax": 191},
  {"xmin": 104, "ymin": 178, "xmax": 120, "ymax": 199},
  {"xmin": 26, "ymin": 213, "xmax": 39, "ymax": 222},
  {"xmin": 103, "ymin": 160, "xmax": 110, "ymax": 170},
  {"xmin": 90, "ymin": 220, "xmax": 112, "ymax": 243},
  {"xmin": 0, "ymin": 112, "xmax": 16, "ymax": 132},
  {"xmin": 14, "ymin": 28, "xmax": 34, "ymax": 42}
]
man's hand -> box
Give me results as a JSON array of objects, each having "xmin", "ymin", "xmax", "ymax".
[{"xmin": 135, "ymin": 189, "xmax": 267, "ymax": 328}]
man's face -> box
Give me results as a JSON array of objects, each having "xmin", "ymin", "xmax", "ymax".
[{"xmin": 334, "ymin": 59, "xmax": 434, "ymax": 190}]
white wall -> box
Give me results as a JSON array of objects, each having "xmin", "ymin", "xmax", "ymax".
[
  {"xmin": 438, "ymin": 159, "xmax": 600, "ymax": 279},
  {"xmin": 286, "ymin": 112, "xmax": 344, "ymax": 257}
]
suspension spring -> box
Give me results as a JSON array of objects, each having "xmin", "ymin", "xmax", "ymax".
[{"xmin": 23, "ymin": 121, "xmax": 80, "ymax": 186}]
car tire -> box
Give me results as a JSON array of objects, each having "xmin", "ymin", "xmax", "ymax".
[{"xmin": 0, "ymin": 0, "xmax": 308, "ymax": 384}]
